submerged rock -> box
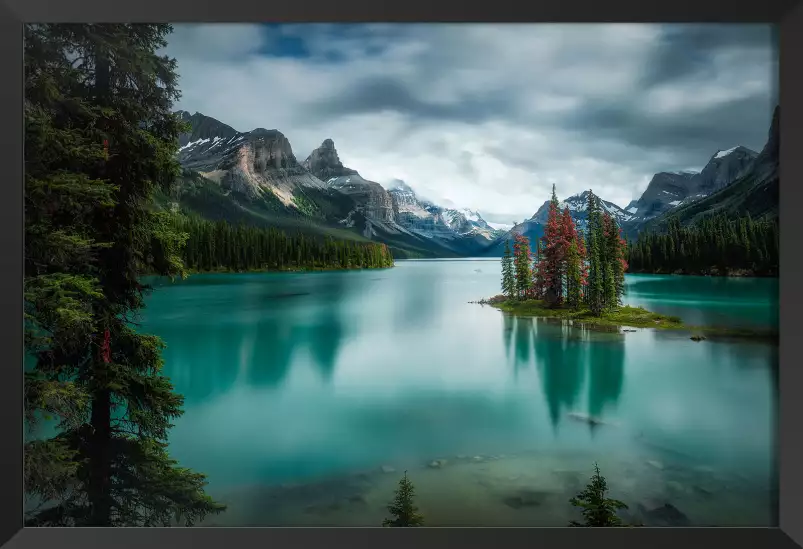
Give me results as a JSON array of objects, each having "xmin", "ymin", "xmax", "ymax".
[
  {"xmin": 667, "ymin": 480, "xmax": 688, "ymax": 494},
  {"xmin": 637, "ymin": 502, "xmax": 691, "ymax": 526},
  {"xmin": 567, "ymin": 411, "xmax": 614, "ymax": 427},
  {"xmin": 502, "ymin": 489, "xmax": 549, "ymax": 509},
  {"xmin": 346, "ymin": 494, "xmax": 368, "ymax": 505},
  {"xmin": 428, "ymin": 459, "xmax": 448, "ymax": 469},
  {"xmin": 381, "ymin": 465, "xmax": 396, "ymax": 474},
  {"xmin": 690, "ymin": 335, "xmax": 707, "ymax": 342}
]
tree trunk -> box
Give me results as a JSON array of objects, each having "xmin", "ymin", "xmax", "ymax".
[{"xmin": 88, "ymin": 386, "xmax": 112, "ymax": 525}]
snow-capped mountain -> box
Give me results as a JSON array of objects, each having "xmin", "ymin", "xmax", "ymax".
[
  {"xmin": 443, "ymin": 208, "xmax": 501, "ymax": 240},
  {"xmin": 530, "ymin": 190, "xmax": 634, "ymax": 233},
  {"xmin": 384, "ymin": 180, "xmax": 501, "ymax": 242},
  {"xmin": 627, "ymin": 146, "xmax": 757, "ymax": 227},
  {"xmin": 387, "ymin": 181, "xmax": 464, "ymax": 240},
  {"xmin": 643, "ymin": 107, "xmax": 779, "ymax": 232},
  {"xmin": 480, "ymin": 190, "xmax": 633, "ymax": 256},
  {"xmin": 172, "ymin": 110, "xmax": 501, "ymax": 256},
  {"xmin": 326, "ymin": 173, "xmax": 396, "ymax": 227}
]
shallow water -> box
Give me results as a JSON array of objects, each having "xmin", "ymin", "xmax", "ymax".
[{"xmin": 140, "ymin": 260, "xmax": 778, "ymax": 526}]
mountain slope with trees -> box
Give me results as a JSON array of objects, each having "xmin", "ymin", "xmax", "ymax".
[
  {"xmin": 629, "ymin": 106, "xmax": 779, "ymax": 276},
  {"xmin": 168, "ymin": 113, "xmax": 500, "ymax": 258}
]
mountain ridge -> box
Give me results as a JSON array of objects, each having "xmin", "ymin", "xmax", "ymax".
[{"xmin": 170, "ymin": 111, "xmax": 500, "ymax": 257}]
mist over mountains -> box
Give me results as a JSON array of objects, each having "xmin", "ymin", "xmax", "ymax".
[{"xmin": 169, "ymin": 107, "xmax": 779, "ymax": 258}]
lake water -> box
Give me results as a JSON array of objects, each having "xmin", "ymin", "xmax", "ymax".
[{"xmin": 141, "ymin": 259, "xmax": 778, "ymax": 527}]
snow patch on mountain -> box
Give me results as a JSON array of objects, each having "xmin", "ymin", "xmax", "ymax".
[
  {"xmin": 179, "ymin": 137, "xmax": 212, "ymax": 152},
  {"xmin": 714, "ymin": 146, "xmax": 740, "ymax": 159}
]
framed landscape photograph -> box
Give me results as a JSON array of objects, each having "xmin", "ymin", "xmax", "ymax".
[{"xmin": 4, "ymin": 4, "xmax": 801, "ymax": 549}]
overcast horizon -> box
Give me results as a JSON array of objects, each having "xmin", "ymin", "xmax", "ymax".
[{"xmin": 164, "ymin": 23, "xmax": 778, "ymax": 228}]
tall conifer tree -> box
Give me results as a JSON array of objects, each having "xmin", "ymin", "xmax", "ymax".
[
  {"xmin": 24, "ymin": 23, "xmax": 225, "ymax": 526},
  {"xmin": 513, "ymin": 233, "xmax": 533, "ymax": 299},
  {"xmin": 539, "ymin": 185, "xmax": 568, "ymax": 304},
  {"xmin": 584, "ymin": 191, "xmax": 605, "ymax": 316},
  {"xmin": 501, "ymin": 240, "xmax": 515, "ymax": 298}
]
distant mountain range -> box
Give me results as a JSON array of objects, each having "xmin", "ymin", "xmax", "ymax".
[
  {"xmin": 169, "ymin": 110, "xmax": 505, "ymax": 258},
  {"xmin": 168, "ymin": 107, "xmax": 779, "ymax": 259},
  {"xmin": 483, "ymin": 106, "xmax": 779, "ymax": 255}
]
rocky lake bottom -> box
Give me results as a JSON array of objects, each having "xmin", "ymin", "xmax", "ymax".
[{"xmin": 204, "ymin": 443, "xmax": 774, "ymax": 527}]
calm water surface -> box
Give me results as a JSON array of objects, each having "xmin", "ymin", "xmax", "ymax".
[{"xmin": 141, "ymin": 260, "xmax": 778, "ymax": 526}]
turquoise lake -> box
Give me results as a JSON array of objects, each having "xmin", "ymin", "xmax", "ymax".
[{"xmin": 141, "ymin": 259, "xmax": 778, "ymax": 527}]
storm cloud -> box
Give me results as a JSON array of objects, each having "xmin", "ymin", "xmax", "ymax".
[{"xmin": 165, "ymin": 23, "xmax": 777, "ymax": 226}]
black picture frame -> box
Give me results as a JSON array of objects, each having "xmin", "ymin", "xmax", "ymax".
[{"xmin": 2, "ymin": 2, "xmax": 800, "ymax": 548}]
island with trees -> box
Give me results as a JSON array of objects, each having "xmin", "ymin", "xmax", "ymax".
[{"xmin": 480, "ymin": 186, "xmax": 775, "ymax": 340}]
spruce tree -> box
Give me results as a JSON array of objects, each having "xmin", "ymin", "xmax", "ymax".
[
  {"xmin": 24, "ymin": 23, "xmax": 225, "ymax": 526},
  {"xmin": 626, "ymin": 213, "xmax": 777, "ymax": 277},
  {"xmin": 512, "ymin": 233, "xmax": 533, "ymax": 299},
  {"xmin": 383, "ymin": 471, "xmax": 424, "ymax": 527},
  {"xmin": 565, "ymin": 240, "xmax": 583, "ymax": 310},
  {"xmin": 569, "ymin": 463, "xmax": 628, "ymax": 527},
  {"xmin": 501, "ymin": 240, "xmax": 515, "ymax": 299},
  {"xmin": 600, "ymin": 212, "xmax": 625, "ymax": 310},
  {"xmin": 584, "ymin": 191, "xmax": 604, "ymax": 316}
]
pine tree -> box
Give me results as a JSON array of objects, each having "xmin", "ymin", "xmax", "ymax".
[
  {"xmin": 24, "ymin": 23, "xmax": 225, "ymax": 526},
  {"xmin": 382, "ymin": 471, "xmax": 424, "ymax": 527},
  {"xmin": 626, "ymin": 213, "xmax": 777, "ymax": 277},
  {"xmin": 565, "ymin": 239, "xmax": 583, "ymax": 310},
  {"xmin": 501, "ymin": 240, "xmax": 515, "ymax": 298},
  {"xmin": 165, "ymin": 214, "xmax": 394, "ymax": 273},
  {"xmin": 561, "ymin": 207, "xmax": 587, "ymax": 308},
  {"xmin": 569, "ymin": 463, "xmax": 628, "ymax": 527},
  {"xmin": 584, "ymin": 191, "xmax": 605, "ymax": 316},
  {"xmin": 512, "ymin": 233, "xmax": 533, "ymax": 299},
  {"xmin": 600, "ymin": 212, "xmax": 625, "ymax": 310}
]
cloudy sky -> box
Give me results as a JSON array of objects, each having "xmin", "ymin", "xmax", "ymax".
[{"xmin": 165, "ymin": 23, "xmax": 777, "ymax": 228}]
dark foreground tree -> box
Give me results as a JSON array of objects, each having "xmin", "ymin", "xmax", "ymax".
[
  {"xmin": 383, "ymin": 471, "xmax": 424, "ymax": 527},
  {"xmin": 569, "ymin": 463, "xmax": 628, "ymax": 527},
  {"xmin": 24, "ymin": 23, "xmax": 224, "ymax": 526}
]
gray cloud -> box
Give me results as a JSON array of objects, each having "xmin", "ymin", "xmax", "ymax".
[{"xmin": 164, "ymin": 23, "xmax": 777, "ymax": 222}]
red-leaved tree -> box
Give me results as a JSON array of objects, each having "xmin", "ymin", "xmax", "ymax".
[{"xmin": 533, "ymin": 185, "xmax": 588, "ymax": 307}]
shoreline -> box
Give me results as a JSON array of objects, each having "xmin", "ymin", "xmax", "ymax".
[
  {"xmin": 144, "ymin": 264, "xmax": 395, "ymax": 279},
  {"xmin": 626, "ymin": 269, "xmax": 778, "ymax": 279},
  {"xmin": 476, "ymin": 295, "xmax": 777, "ymax": 342}
]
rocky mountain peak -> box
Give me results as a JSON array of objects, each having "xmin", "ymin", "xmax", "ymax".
[
  {"xmin": 303, "ymin": 139, "xmax": 358, "ymax": 181},
  {"xmin": 530, "ymin": 190, "xmax": 632, "ymax": 227},
  {"xmin": 387, "ymin": 179, "xmax": 415, "ymax": 194},
  {"xmin": 176, "ymin": 110, "xmax": 239, "ymax": 148}
]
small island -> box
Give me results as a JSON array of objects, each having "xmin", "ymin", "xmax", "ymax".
[
  {"xmin": 477, "ymin": 186, "xmax": 776, "ymax": 342},
  {"xmin": 477, "ymin": 294, "xmax": 683, "ymax": 330}
]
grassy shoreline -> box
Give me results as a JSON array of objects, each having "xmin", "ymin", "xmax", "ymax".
[
  {"xmin": 476, "ymin": 295, "xmax": 777, "ymax": 342},
  {"xmin": 626, "ymin": 268, "xmax": 778, "ymax": 279}
]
